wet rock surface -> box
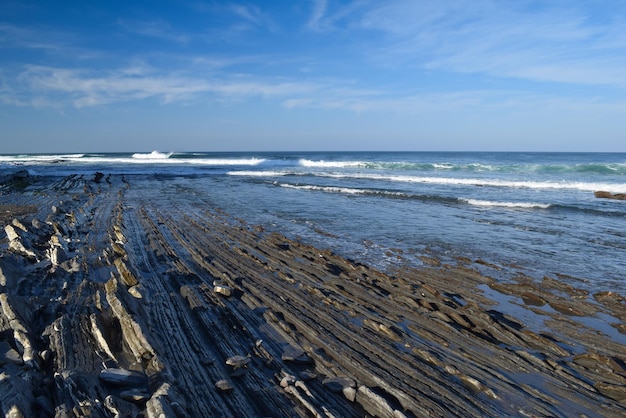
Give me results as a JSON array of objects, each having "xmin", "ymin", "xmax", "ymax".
[{"xmin": 0, "ymin": 174, "xmax": 625, "ymax": 417}]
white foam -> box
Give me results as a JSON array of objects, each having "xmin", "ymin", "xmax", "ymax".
[
  {"xmin": 228, "ymin": 170, "xmax": 287, "ymax": 176},
  {"xmin": 299, "ymin": 159, "xmax": 364, "ymax": 168},
  {"xmin": 132, "ymin": 151, "xmax": 172, "ymax": 159},
  {"xmin": 0, "ymin": 154, "xmax": 85, "ymax": 162},
  {"xmin": 461, "ymin": 199, "xmax": 552, "ymax": 209},
  {"xmin": 315, "ymin": 173, "xmax": 626, "ymax": 194},
  {"xmin": 279, "ymin": 183, "xmax": 368, "ymax": 195}
]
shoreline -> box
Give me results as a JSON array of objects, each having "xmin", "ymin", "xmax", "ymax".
[{"xmin": 1, "ymin": 173, "xmax": 625, "ymax": 417}]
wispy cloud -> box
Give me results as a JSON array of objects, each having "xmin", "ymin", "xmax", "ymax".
[
  {"xmin": 306, "ymin": 0, "xmax": 327, "ymax": 30},
  {"xmin": 229, "ymin": 3, "xmax": 274, "ymax": 29},
  {"xmin": 0, "ymin": 23, "xmax": 69, "ymax": 51},
  {"xmin": 117, "ymin": 19, "xmax": 189, "ymax": 43},
  {"xmin": 345, "ymin": 0, "xmax": 626, "ymax": 88},
  {"xmin": 5, "ymin": 65, "xmax": 322, "ymax": 108}
]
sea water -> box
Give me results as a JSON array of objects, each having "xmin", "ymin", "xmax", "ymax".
[{"xmin": 2, "ymin": 151, "xmax": 625, "ymax": 291}]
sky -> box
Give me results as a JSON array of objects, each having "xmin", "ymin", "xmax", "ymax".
[{"xmin": 1, "ymin": 0, "xmax": 626, "ymax": 153}]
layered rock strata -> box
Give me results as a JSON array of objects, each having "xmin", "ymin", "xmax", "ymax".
[{"xmin": 0, "ymin": 174, "xmax": 624, "ymax": 417}]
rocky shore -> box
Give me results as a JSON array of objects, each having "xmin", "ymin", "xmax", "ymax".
[{"xmin": 1, "ymin": 173, "xmax": 625, "ymax": 417}]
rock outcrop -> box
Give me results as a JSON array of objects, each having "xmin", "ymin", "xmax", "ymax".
[
  {"xmin": 595, "ymin": 191, "xmax": 626, "ymax": 200},
  {"xmin": 0, "ymin": 174, "xmax": 625, "ymax": 417}
]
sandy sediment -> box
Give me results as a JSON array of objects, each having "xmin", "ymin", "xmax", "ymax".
[{"xmin": 0, "ymin": 173, "xmax": 625, "ymax": 417}]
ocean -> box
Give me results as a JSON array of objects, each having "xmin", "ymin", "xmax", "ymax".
[{"xmin": 2, "ymin": 151, "xmax": 625, "ymax": 292}]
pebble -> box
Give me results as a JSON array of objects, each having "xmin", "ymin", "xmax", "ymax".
[{"xmin": 215, "ymin": 379, "xmax": 234, "ymax": 393}]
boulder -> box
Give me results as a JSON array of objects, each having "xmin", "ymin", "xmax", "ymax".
[
  {"xmin": 594, "ymin": 191, "xmax": 626, "ymax": 200},
  {"xmin": 99, "ymin": 368, "xmax": 148, "ymax": 387}
]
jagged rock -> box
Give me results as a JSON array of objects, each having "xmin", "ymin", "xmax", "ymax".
[
  {"xmin": 280, "ymin": 374, "xmax": 296, "ymax": 388},
  {"xmin": 214, "ymin": 285, "xmax": 233, "ymax": 297},
  {"xmin": 128, "ymin": 284, "xmax": 146, "ymax": 299},
  {"xmin": 99, "ymin": 368, "xmax": 148, "ymax": 387},
  {"xmin": 104, "ymin": 395, "xmax": 141, "ymax": 417},
  {"xmin": 0, "ymin": 341, "xmax": 22, "ymax": 365},
  {"xmin": 94, "ymin": 172, "xmax": 105, "ymax": 183},
  {"xmin": 4, "ymin": 225, "xmax": 21, "ymax": 243},
  {"xmin": 595, "ymin": 382, "xmax": 626, "ymax": 401},
  {"xmin": 226, "ymin": 355, "xmax": 250, "ymax": 369},
  {"xmin": 281, "ymin": 347, "xmax": 312, "ymax": 364},
  {"xmin": 0, "ymin": 370, "xmax": 35, "ymax": 418},
  {"xmin": 145, "ymin": 383, "xmax": 182, "ymax": 418},
  {"xmin": 120, "ymin": 388, "xmax": 151, "ymax": 402},
  {"xmin": 356, "ymin": 386, "xmax": 398, "ymax": 418},
  {"xmin": 322, "ymin": 376, "xmax": 356, "ymax": 393}
]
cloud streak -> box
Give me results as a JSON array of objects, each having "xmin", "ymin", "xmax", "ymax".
[
  {"xmin": 342, "ymin": 0, "xmax": 626, "ymax": 88},
  {"xmin": 5, "ymin": 65, "xmax": 323, "ymax": 108}
]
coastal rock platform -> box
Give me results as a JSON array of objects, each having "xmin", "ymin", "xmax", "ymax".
[{"xmin": 1, "ymin": 174, "xmax": 625, "ymax": 417}]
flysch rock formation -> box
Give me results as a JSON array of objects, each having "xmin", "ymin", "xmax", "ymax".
[{"xmin": 0, "ymin": 173, "xmax": 625, "ymax": 417}]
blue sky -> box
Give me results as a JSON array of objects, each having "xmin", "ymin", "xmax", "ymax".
[{"xmin": 1, "ymin": 0, "xmax": 626, "ymax": 152}]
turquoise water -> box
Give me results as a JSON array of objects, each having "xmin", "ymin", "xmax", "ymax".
[{"xmin": 2, "ymin": 151, "xmax": 625, "ymax": 291}]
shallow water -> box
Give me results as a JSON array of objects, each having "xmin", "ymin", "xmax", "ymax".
[{"xmin": 3, "ymin": 151, "xmax": 625, "ymax": 291}]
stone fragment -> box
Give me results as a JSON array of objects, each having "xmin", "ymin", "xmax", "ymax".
[
  {"xmin": 215, "ymin": 379, "xmax": 234, "ymax": 393},
  {"xmin": 281, "ymin": 347, "xmax": 312, "ymax": 364},
  {"xmin": 0, "ymin": 341, "xmax": 23, "ymax": 365},
  {"xmin": 343, "ymin": 386, "xmax": 357, "ymax": 402},
  {"xmin": 214, "ymin": 285, "xmax": 233, "ymax": 297},
  {"xmin": 5, "ymin": 224, "xmax": 21, "ymax": 242},
  {"xmin": 595, "ymin": 382, "xmax": 626, "ymax": 401},
  {"xmin": 128, "ymin": 284, "xmax": 146, "ymax": 299},
  {"xmin": 99, "ymin": 368, "xmax": 148, "ymax": 387},
  {"xmin": 459, "ymin": 374, "xmax": 485, "ymax": 395},
  {"xmin": 521, "ymin": 292, "xmax": 546, "ymax": 306},
  {"xmin": 356, "ymin": 385, "xmax": 397, "ymax": 418},
  {"xmin": 104, "ymin": 395, "xmax": 141, "ymax": 417},
  {"xmin": 120, "ymin": 388, "xmax": 151, "ymax": 402},
  {"xmin": 280, "ymin": 374, "xmax": 296, "ymax": 388},
  {"xmin": 322, "ymin": 376, "xmax": 356, "ymax": 393},
  {"xmin": 226, "ymin": 355, "xmax": 250, "ymax": 369}
]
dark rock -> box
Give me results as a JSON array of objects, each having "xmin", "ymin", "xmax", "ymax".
[
  {"xmin": 120, "ymin": 388, "xmax": 151, "ymax": 402},
  {"xmin": 99, "ymin": 368, "xmax": 148, "ymax": 387},
  {"xmin": 94, "ymin": 172, "xmax": 105, "ymax": 183},
  {"xmin": 594, "ymin": 191, "xmax": 626, "ymax": 200},
  {"xmin": 322, "ymin": 376, "xmax": 356, "ymax": 393},
  {"xmin": 281, "ymin": 347, "xmax": 312, "ymax": 364}
]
